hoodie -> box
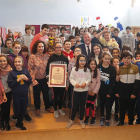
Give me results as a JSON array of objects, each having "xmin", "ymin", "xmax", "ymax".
[{"xmin": 8, "ymin": 53, "xmax": 28, "ymax": 69}]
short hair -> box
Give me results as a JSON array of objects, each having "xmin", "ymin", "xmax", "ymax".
[
  {"xmin": 80, "ymin": 28, "xmax": 84, "ymax": 31},
  {"xmin": 121, "ymin": 51, "xmax": 133, "ymax": 59},
  {"xmin": 52, "ymin": 28, "xmax": 56, "ymax": 31},
  {"xmin": 41, "ymin": 24, "xmax": 49, "ymax": 30},
  {"xmin": 64, "ymin": 40, "xmax": 70, "ymax": 45},
  {"xmin": 12, "ymin": 41, "xmax": 21, "ymax": 47},
  {"xmin": 21, "ymin": 46, "xmax": 29, "ymax": 52},
  {"xmin": 111, "ymin": 47, "xmax": 120, "ymax": 54},
  {"xmin": 103, "ymin": 46, "xmax": 109, "ymax": 50},
  {"xmin": 73, "ymin": 46, "xmax": 82, "ymax": 52},
  {"xmin": 111, "ymin": 26, "xmax": 115, "ymax": 28},
  {"xmin": 122, "ymin": 45, "xmax": 131, "ymax": 52},
  {"xmin": 25, "ymin": 25, "xmax": 32, "ymax": 33},
  {"xmin": 60, "ymin": 26, "xmax": 67, "ymax": 32},
  {"xmin": 59, "ymin": 34, "xmax": 65, "ymax": 38},
  {"xmin": 47, "ymin": 45, "xmax": 55, "ymax": 52},
  {"xmin": 126, "ymin": 26, "xmax": 131, "ymax": 30},
  {"xmin": 135, "ymin": 50, "xmax": 140, "ymax": 57},
  {"xmin": 114, "ymin": 28, "xmax": 120, "ymax": 32},
  {"xmin": 93, "ymin": 30, "xmax": 97, "ymax": 33},
  {"xmin": 83, "ymin": 32, "xmax": 91, "ymax": 38},
  {"xmin": 69, "ymin": 35, "xmax": 75, "ymax": 40},
  {"xmin": 103, "ymin": 31, "xmax": 111, "ymax": 35},
  {"xmin": 32, "ymin": 40, "xmax": 47, "ymax": 54},
  {"xmin": 110, "ymin": 57, "xmax": 120, "ymax": 65},
  {"xmin": 75, "ymin": 34, "xmax": 80, "ymax": 37},
  {"xmin": 136, "ymin": 32, "xmax": 140, "ymax": 37}
]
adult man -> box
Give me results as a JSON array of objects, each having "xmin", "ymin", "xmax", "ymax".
[
  {"xmin": 121, "ymin": 26, "xmax": 135, "ymax": 52},
  {"xmin": 78, "ymin": 32, "xmax": 93, "ymax": 59}
]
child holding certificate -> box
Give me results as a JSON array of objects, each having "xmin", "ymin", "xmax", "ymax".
[{"xmin": 66, "ymin": 54, "xmax": 91, "ymax": 129}]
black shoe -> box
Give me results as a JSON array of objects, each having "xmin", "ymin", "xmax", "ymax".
[
  {"xmin": 84, "ymin": 117, "xmax": 89, "ymax": 125},
  {"xmin": 5, "ymin": 121, "xmax": 10, "ymax": 131},
  {"xmin": 128, "ymin": 122, "xmax": 133, "ymax": 125},
  {"xmin": 115, "ymin": 114, "xmax": 118, "ymax": 122},
  {"xmin": 105, "ymin": 121, "xmax": 110, "ymax": 127},
  {"xmin": 1, "ymin": 121, "xmax": 5, "ymax": 131},
  {"xmin": 12, "ymin": 115, "xmax": 17, "ymax": 121},
  {"xmin": 24, "ymin": 113, "xmax": 32, "ymax": 121},
  {"xmin": 90, "ymin": 117, "xmax": 96, "ymax": 125},
  {"xmin": 117, "ymin": 122, "xmax": 124, "ymax": 126},
  {"xmin": 16, "ymin": 122, "xmax": 26, "ymax": 130}
]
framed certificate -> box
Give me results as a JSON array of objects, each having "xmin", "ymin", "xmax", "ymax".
[{"xmin": 49, "ymin": 64, "xmax": 67, "ymax": 87}]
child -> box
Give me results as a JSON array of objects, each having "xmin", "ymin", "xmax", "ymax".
[
  {"xmin": 75, "ymin": 34, "xmax": 81, "ymax": 42},
  {"xmin": 8, "ymin": 41, "xmax": 28, "ymax": 69},
  {"xmin": 59, "ymin": 35, "xmax": 65, "ymax": 44},
  {"xmin": 66, "ymin": 54, "xmax": 91, "ymax": 129},
  {"xmin": 16, "ymin": 32, "xmax": 23, "ymax": 44},
  {"xmin": 0, "ymin": 55, "xmax": 12, "ymax": 131},
  {"xmin": 90, "ymin": 44, "xmax": 102, "ymax": 65},
  {"xmin": 49, "ymin": 28, "xmax": 57, "ymax": 45},
  {"xmin": 62, "ymin": 40, "xmax": 74, "ymax": 60},
  {"xmin": 117, "ymin": 51, "xmax": 139, "ymax": 126},
  {"xmin": 69, "ymin": 36, "xmax": 77, "ymax": 51},
  {"xmin": 53, "ymin": 37, "xmax": 62, "ymax": 46},
  {"xmin": 47, "ymin": 45, "xmax": 55, "ymax": 57},
  {"xmin": 110, "ymin": 57, "xmax": 120, "ymax": 122},
  {"xmin": 84, "ymin": 58, "xmax": 101, "ymax": 125},
  {"xmin": 46, "ymin": 42, "xmax": 69, "ymax": 118},
  {"xmin": 4, "ymin": 39, "xmax": 13, "ymax": 53},
  {"xmin": 20, "ymin": 46, "xmax": 29, "ymax": 62},
  {"xmin": 7, "ymin": 56, "xmax": 32, "ymax": 130},
  {"xmin": 79, "ymin": 28, "xmax": 84, "ymax": 43},
  {"xmin": 98, "ymin": 52, "xmax": 116, "ymax": 127},
  {"xmin": 102, "ymin": 46, "xmax": 110, "ymax": 53},
  {"xmin": 111, "ymin": 47, "xmax": 120, "ymax": 58},
  {"xmin": 121, "ymin": 45, "xmax": 131, "ymax": 54}
]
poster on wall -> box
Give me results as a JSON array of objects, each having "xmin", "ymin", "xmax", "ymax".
[
  {"xmin": 8, "ymin": 27, "xmax": 22, "ymax": 38},
  {"xmin": 25, "ymin": 25, "xmax": 40, "ymax": 35},
  {"xmin": 48, "ymin": 24, "xmax": 71, "ymax": 36},
  {"xmin": 81, "ymin": 17, "xmax": 91, "ymax": 28}
]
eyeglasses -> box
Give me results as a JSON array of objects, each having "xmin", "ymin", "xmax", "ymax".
[{"xmin": 79, "ymin": 60, "xmax": 86, "ymax": 62}]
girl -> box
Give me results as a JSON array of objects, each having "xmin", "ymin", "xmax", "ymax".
[
  {"xmin": 111, "ymin": 47, "xmax": 120, "ymax": 58},
  {"xmin": 84, "ymin": 58, "xmax": 101, "ymax": 125},
  {"xmin": 0, "ymin": 55, "xmax": 12, "ymax": 131},
  {"xmin": 98, "ymin": 52, "xmax": 116, "ymax": 127},
  {"xmin": 7, "ymin": 56, "xmax": 32, "ymax": 130},
  {"xmin": 8, "ymin": 41, "xmax": 28, "ymax": 69},
  {"xmin": 20, "ymin": 46, "xmax": 29, "ymax": 62},
  {"xmin": 90, "ymin": 44, "xmax": 102, "ymax": 65},
  {"xmin": 53, "ymin": 37, "xmax": 62, "ymax": 46},
  {"xmin": 4, "ymin": 39, "xmax": 13, "ymax": 53},
  {"xmin": 28, "ymin": 40, "xmax": 53, "ymax": 116},
  {"xmin": 66, "ymin": 54, "xmax": 91, "ymax": 129},
  {"xmin": 46, "ymin": 42, "xmax": 69, "ymax": 118}
]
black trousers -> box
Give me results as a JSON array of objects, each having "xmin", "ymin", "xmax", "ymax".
[
  {"xmin": 119, "ymin": 97, "xmax": 136, "ymax": 124},
  {"xmin": 33, "ymin": 78, "xmax": 50, "ymax": 110},
  {"xmin": 13, "ymin": 93, "xmax": 28, "ymax": 123},
  {"xmin": 71, "ymin": 91, "xmax": 88, "ymax": 121},
  {"xmin": 1, "ymin": 91, "xmax": 12, "ymax": 122},
  {"xmin": 53, "ymin": 87, "xmax": 65, "ymax": 110},
  {"xmin": 99, "ymin": 93, "xmax": 112, "ymax": 120}
]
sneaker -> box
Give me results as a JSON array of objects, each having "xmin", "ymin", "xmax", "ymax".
[
  {"xmin": 58, "ymin": 109, "xmax": 65, "ymax": 116},
  {"xmin": 16, "ymin": 123, "xmax": 26, "ymax": 130},
  {"xmin": 115, "ymin": 114, "xmax": 118, "ymax": 122},
  {"xmin": 24, "ymin": 113, "xmax": 32, "ymax": 121},
  {"xmin": 84, "ymin": 117, "xmax": 89, "ymax": 125},
  {"xmin": 105, "ymin": 121, "xmax": 110, "ymax": 127},
  {"xmin": 99, "ymin": 118, "xmax": 104, "ymax": 126},
  {"xmin": 12, "ymin": 115, "xmax": 17, "ymax": 121},
  {"xmin": 90, "ymin": 117, "xmax": 96, "ymax": 125},
  {"xmin": 66, "ymin": 120, "xmax": 74, "ymax": 129},
  {"xmin": 54, "ymin": 110, "xmax": 59, "ymax": 118},
  {"xmin": 117, "ymin": 122, "xmax": 124, "ymax": 126},
  {"xmin": 80, "ymin": 120, "xmax": 85, "ymax": 129}
]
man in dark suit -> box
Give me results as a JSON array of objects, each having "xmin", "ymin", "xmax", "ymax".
[{"xmin": 78, "ymin": 32, "xmax": 94, "ymax": 60}]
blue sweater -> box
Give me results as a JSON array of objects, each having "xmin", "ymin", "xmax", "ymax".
[{"xmin": 7, "ymin": 68, "xmax": 32, "ymax": 95}]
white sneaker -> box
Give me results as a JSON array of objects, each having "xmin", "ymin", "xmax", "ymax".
[
  {"xmin": 66, "ymin": 120, "xmax": 74, "ymax": 129},
  {"xmin": 80, "ymin": 120, "xmax": 85, "ymax": 129},
  {"xmin": 54, "ymin": 110, "xmax": 59, "ymax": 118},
  {"xmin": 59, "ymin": 109, "xmax": 65, "ymax": 116}
]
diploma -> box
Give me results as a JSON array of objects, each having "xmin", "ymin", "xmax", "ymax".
[{"xmin": 49, "ymin": 64, "xmax": 67, "ymax": 87}]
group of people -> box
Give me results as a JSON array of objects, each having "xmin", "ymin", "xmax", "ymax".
[{"xmin": 0, "ymin": 23, "xmax": 140, "ymax": 131}]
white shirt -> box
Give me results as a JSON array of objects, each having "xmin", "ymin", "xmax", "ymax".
[{"xmin": 85, "ymin": 43, "xmax": 91, "ymax": 55}]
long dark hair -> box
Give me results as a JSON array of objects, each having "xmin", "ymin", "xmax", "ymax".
[
  {"xmin": 88, "ymin": 58, "xmax": 97, "ymax": 78},
  {"xmin": 136, "ymin": 40, "xmax": 140, "ymax": 51},
  {"xmin": 75, "ymin": 54, "xmax": 87, "ymax": 72},
  {"xmin": 90, "ymin": 43, "xmax": 102, "ymax": 60}
]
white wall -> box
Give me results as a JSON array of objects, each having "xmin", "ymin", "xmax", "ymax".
[{"xmin": 0, "ymin": 0, "xmax": 131, "ymax": 35}]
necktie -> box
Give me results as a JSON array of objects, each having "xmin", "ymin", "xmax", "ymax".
[{"xmin": 87, "ymin": 46, "xmax": 90, "ymax": 57}]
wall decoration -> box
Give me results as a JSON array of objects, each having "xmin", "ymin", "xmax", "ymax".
[
  {"xmin": 25, "ymin": 25, "xmax": 40, "ymax": 35},
  {"xmin": 81, "ymin": 17, "xmax": 91, "ymax": 27}
]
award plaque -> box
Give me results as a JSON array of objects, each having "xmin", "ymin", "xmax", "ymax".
[{"xmin": 49, "ymin": 64, "xmax": 67, "ymax": 87}]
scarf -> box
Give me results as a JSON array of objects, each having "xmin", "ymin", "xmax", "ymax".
[{"xmin": 0, "ymin": 64, "xmax": 12, "ymax": 76}]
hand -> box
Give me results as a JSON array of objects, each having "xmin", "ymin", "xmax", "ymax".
[
  {"xmin": 116, "ymin": 75, "xmax": 120, "ymax": 82},
  {"xmin": 75, "ymin": 84, "xmax": 80, "ymax": 88},
  {"xmin": 33, "ymin": 80, "xmax": 39, "ymax": 86},
  {"xmin": 107, "ymin": 94, "xmax": 110, "ymax": 98},
  {"xmin": 112, "ymin": 38, "xmax": 115, "ymax": 42},
  {"xmin": 88, "ymin": 90, "xmax": 92, "ymax": 95},
  {"xmin": 131, "ymin": 95, "xmax": 136, "ymax": 99},
  {"xmin": 80, "ymin": 83, "xmax": 86, "ymax": 89},
  {"xmin": 115, "ymin": 94, "xmax": 120, "ymax": 97},
  {"xmin": 91, "ymin": 92, "xmax": 95, "ymax": 96},
  {"xmin": 66, "ymin": 86, "xmax": 69, "ymax": 91},
  {"xmin": 22, "ymin": 75, "xmax": 28, "ymax": 81},
  {"xmin": 104, "ymin": 27, "xmax": 109, "ymax": 32},
  {"xmin": 3, "ymin": 95, "xmax": 7, "ymax": 102},
  {"xmin": 17, "ymin": 75, "xmax": 24, "ymax": 82}
]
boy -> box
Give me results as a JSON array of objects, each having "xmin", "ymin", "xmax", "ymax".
[
  {"xmin": 75, "ymin": 34, "xmax": 81, "ymax": 42},
  {"xmin": 47, "ymin": 45, "xmax": 55, "ymax": 57},
  {"xmin": 49, "ymin": 28, "xmax": 57, "ymax": 45},
  {"xmin": 62, "ymin": 40, "xmax": 74, "ymax": 60},
  {"xmin": 58, "ymin": 26, "xmax": 70, "ymax": 40},
  {"xmin": 117, "ymin": 51, "xmax": 140, "ymax": 126},
  {"xmin": 102, "ymin": 46, "xmax": 110, "ymax": 53},
  {"xmin": 21, "ymin": 25, "xmax": 34, "ymax": 54},
  {"xmin": 69, "ymin": 36, "xmax": 77, "ymax": 51},
  {"xmin": 88, "ymin": 27, "xmax": 94, "ymax": 38},
  {"xmin": 60, "ymin": 34, "xmax": 65, "ymax": 44}
]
